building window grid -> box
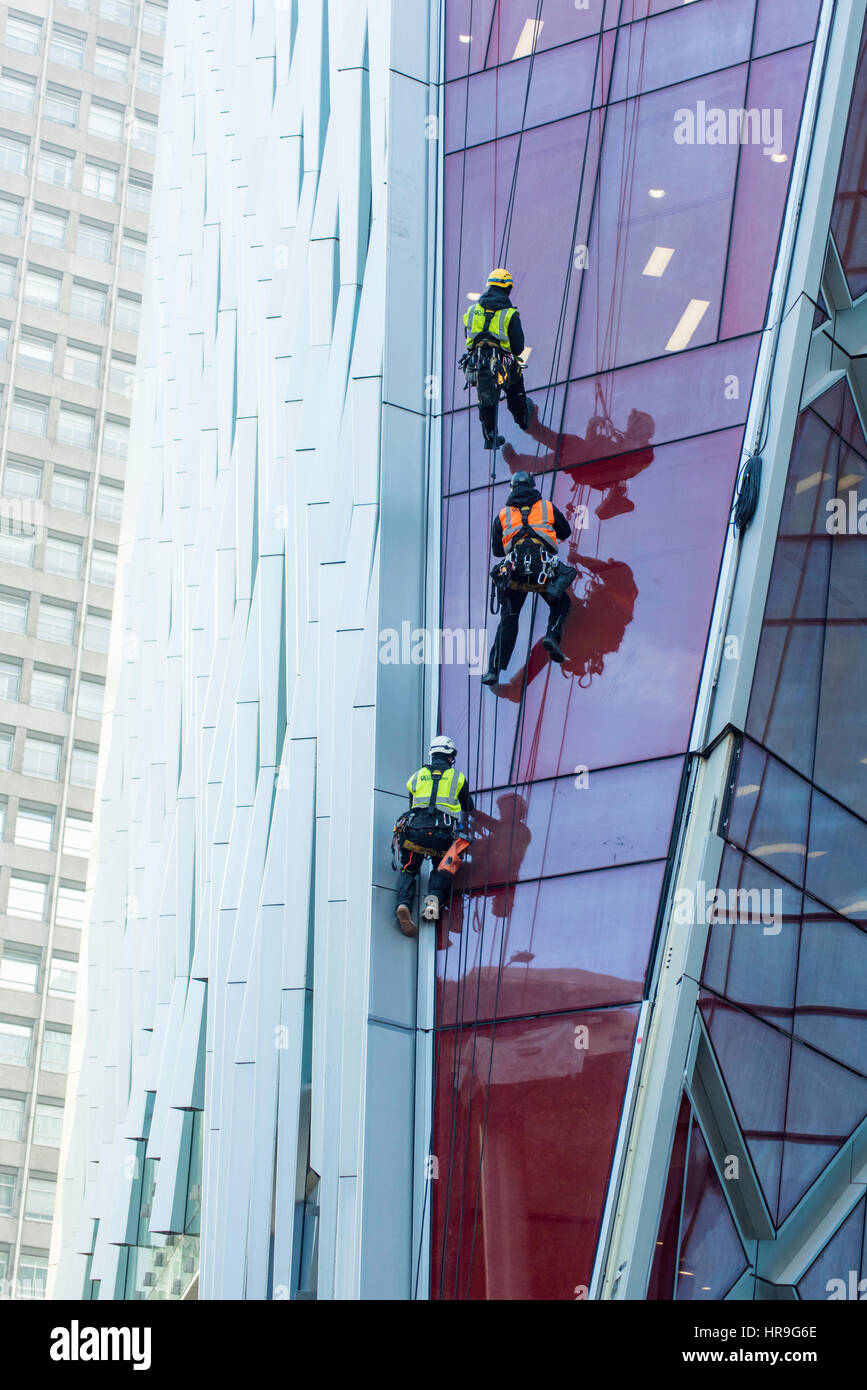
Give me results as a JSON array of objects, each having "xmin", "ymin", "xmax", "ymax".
[{"xmin": 0, "ymin": 0, "xmax": 158, "ymax": 1266}]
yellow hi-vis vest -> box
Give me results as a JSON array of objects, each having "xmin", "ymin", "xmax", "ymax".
[
  {"xmin": 407, "ymin": 765, "xmax": 466, "ymax": 817},
  {"xmin": 464, "ymin": 302, "xmax": 516, "ymax": 350}
]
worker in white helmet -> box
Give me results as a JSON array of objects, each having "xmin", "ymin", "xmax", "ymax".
[{"xmin": 394, "ymin": 736, "xmax": 474, "ymax": 937}]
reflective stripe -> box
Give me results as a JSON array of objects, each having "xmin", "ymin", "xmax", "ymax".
[
  {"xmin": 464, "ymin": 303, "xmax": 516, "ymax": 349},
  {"xmin": 406, "ymin": 765, "xmax": 466, "ymax": 817},
  {"xmin": 499, "ymin": 500, "xmax": 558, "ymax": 550}
]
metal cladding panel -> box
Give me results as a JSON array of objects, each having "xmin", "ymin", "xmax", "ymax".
[
  {"xmin": 360, "ymin": 1020, "xmax": 416, "ymax": 1299},
  {"xmin": 55, "ymin": 0, "xmax": 437, "ymax": 1302}
]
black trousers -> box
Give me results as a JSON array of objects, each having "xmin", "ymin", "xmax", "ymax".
[
  {"xmin": 476, "ymin": 355, "xmax": 529, "ymax": 441},
  {"xmin": 487, "ymin": 584, "xmax": 571, "ymax": 674},
  {"xmin": 395, "ymin": 827, "xmax": 454, "ymax": 911}
]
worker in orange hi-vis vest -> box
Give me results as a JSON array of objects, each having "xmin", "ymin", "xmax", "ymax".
[{"xmin": 482, "ymin": 471, "xmax": 575, "ymax": 687}]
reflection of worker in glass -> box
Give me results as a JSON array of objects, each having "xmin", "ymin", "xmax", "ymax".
[
  {"xmin": 500, "ymin": 553, "xmax": 638, "ymax": 699},
  {"xmin": 441, "ymin": 793, "xmax": 531, "ymax": 948},
  {"xmin": 458, "ymin": 793, "xmax": 531, "ymax": 918},
  {"xmin": 461, "ymin": 269, "xmax": 536, "ymax": 451},
  {"xmin": 503, "ymin": 407, "xmax": 654, "ymax": 520}
]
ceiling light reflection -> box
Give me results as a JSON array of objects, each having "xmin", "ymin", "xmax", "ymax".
[
  {"xmin": 643, "ymin": 246, "xmax": 675, "ymax": 277},
  {"xmin": 665, "ymin": 298, "xmax": 710, "ymax": 352}
]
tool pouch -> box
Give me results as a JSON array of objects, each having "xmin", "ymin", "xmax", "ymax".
[{"xmin": 543, "ymin": 562, "xmax": 577, "ymax": 601}]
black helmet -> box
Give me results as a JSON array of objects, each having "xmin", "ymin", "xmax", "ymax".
[{"xmin": 510, "ymin": 470, "xmax": 534, "ymax": 489}]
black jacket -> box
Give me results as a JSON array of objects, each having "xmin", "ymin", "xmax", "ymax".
[
  {"xmin": 407, "ymin": 753, "xmax": 474, "ymax": 820},
  {"xmin": 491, "ymin": 479, "xmax": 571, "ymax": 558},
  {"xmin": 473, "ymin": 287, "xmax": 525, "ymax": 358}
]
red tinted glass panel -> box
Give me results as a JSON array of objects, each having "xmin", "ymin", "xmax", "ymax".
[
  {"xmin": 437, "ymin": 860, "xmax": 664, "ymax": 1026},
  {"xmin": 431, "ymin": 1007, "xmax": 639, "ymax": 1300},
  {"xmin": 445, "ymin": 336, "xmax": 759, "ymax": 498},
  {"xmin": 442, "ymin": 755, "xmax": 682, "ymax": 888},
  {"xmin": 441, "ymin": 429, "xmax": 743, "ymax": 785}
]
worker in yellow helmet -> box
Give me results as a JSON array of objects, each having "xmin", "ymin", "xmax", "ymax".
[{"xmin": 461, "ymin": 269, "xmax": 536, "ymax": 451}]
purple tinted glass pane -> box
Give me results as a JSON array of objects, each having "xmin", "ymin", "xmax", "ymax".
[
  {"xmin": 454, "ymin": 756, "xmax": 683, "ymax": 886},
  {"xmin": 805, "ymin": 787, "xmax": 867, "ymax": 925},
  {"xmin": 754, "ymin": 0, "xmax": 821, "ymax": 57},
  {"xmin": 806, "ymin": 379, "xmax": 847, "ymax": 435},
  {"xmin": 441, "ymin": 429, "xmax": 744, "ymax": 784},
  {"xmin": 570, "ymin": 68, "xmax": 750, "ymax": 380},
  {"xmin": 795, "ymin": 901, "xmax": 867, "ymax": 1077},
  {"xmin": 647, "ymin": 1093, "xmax": 691, "ymax": 1301},
  {"xmin": 446, "ymin": 336, "xmax": 759, "ymax": 498},
  {"xmin": 725, "ymin": 741, "xmax": 811, "ymax": 886},
  {"xmin": 437, "ymin": 861, "xmax": 664, "ymax": 1025},
  {"xmin": 484, "ymin": 0, "xmax": 611, "ymax": 64},
  {"xmin": 609, "ymin": 0, "xmax": 755, "ymax": 105},
  {"xmin": 840, "ymin": 381, "xmax": 867, "ymax": 455},
  {"xmin": 813, "ymin": 532, "xmax": 867, "ymax": 820},
  {"xmin": 778, "ymin": 408, "xmax": 841, "ymax": 537},
  {"xmin": 797, "ymin": 1196, "xmax": 866, "ymax": 1300},
  {"xmin": 445, "ymin": 35, "xmax": 614, "ymax": 153},
  {"xmin": 675, "ymin": 1122, "xmax": 748, "ymax": 1301},
  {"xmin": 444, "ymin": 0, "xmax": 498, "ymax": 81},
  {"xmin": 721, "ymin": 48, "xmax": 813, "ymax": 339},
  {"xmin": 443, "ymin": 114, "xmax": 598, "ymax": 414},
  {"xmin": 701, "ymin": 992, "xmax": 789, "ymax": 1222},
  {"xmin": 831, "ymin": 28, "xmax": 867, "ymax": 300},
  {"xmin": 702, "ymin": 847, "xmax": 800, "ymax": 1031},
  {"xmin": 778, "ymin": 1041, "xmax": 867, "ymax": 1222},
  {"xmin": 431, "ymin": 1006, "xmax": 639, "ymax": 1300},
  {"xmin": 746, "ymin": 537, "xmax": 831, "ymax": 778}
]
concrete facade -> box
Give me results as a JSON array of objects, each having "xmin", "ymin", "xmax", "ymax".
[{"xmin": 0, "ymin": 0, "xmax": 165, "ymax": 1300}]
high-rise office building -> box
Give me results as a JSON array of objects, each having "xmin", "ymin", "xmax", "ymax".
[
  {"xmin": 0, "ymin": 0, "xmax": 166, "ymax": 1300},
  {"xmin": 55, "ymin": 0, "xmax": 867, "ymax": 1302}
]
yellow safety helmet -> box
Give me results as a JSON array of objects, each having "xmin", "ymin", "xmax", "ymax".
[{"xmin": 487, "ymin": 267, "xmax": 513, "ymax": 291}]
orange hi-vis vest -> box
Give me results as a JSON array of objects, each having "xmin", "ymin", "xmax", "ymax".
[{"xmin": 499, "ymin": 499, "xmax": 558, "ymax": 551}]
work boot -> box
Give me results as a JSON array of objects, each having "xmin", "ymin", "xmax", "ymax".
[
  {"xmin": 396, "ymin": 905, "xmax": 417, "ymax": 937},
  {"xmin": 484, "ymin": 433, "xmax": 506, "ymax": 450},
  {"xmin": 481, "ymin": 667, "xmax": 499, "ymax": 687},
  {"xmin": 522, "ymin": 399, "xmax": 538, "ymax": 432},
  {"xmin": 422, "ymin": 894, "xmax": 440, "ymax": 922},
  {"xmin": 543, "ymin": 635, "xmax": 566, "ymax": 664},
  {"xmin": 596, "ymin": 482, "xmax": 634, "ymax": 521}
]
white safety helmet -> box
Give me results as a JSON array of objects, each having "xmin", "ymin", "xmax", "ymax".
[{"xmin": 429, "ymin": 735, "xmax": 457, "ymax": 761}]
